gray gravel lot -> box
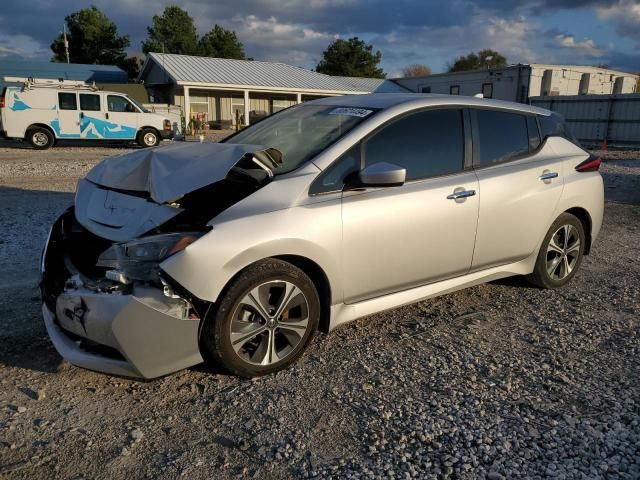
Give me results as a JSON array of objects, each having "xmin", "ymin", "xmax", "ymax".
[{"xmin": 0, "ymin": 141, "xmax": 639, "ymax": 479}]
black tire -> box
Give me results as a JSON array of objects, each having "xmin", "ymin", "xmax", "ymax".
[
  {"xmin": 201, "ymin": 259, "xmax": 320, "ymax": 377},
  {"xmin": 26, "ymin": 127, "xmax": 54, "ymax": 150},
  {"xmin": 526, "ymin": 213, "xmax": 586, "ymax": 289},
  {"xmin": 137, "ymin": 128, "xmax": 160, "ymax": 147}
]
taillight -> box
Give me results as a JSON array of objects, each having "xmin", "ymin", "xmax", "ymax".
[
  {"xmin": 163, "ymin": 119, "xmax": 171, "ymax": 131},
  {"xmin": 0, "ymin": 96, "xmax": 4, "ymax": 108},
  {"xmin": 575, "ymin": 155, "xmax": 601, "ymax": 172}
]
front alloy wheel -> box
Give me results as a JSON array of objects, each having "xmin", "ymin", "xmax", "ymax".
[
  {"xmin": 201, "ymin": 259, "xmax": 320, "ymax": 377},
  {"xmin": 230, "ymin": 280, "xmax": 310, "ymax": 366}
]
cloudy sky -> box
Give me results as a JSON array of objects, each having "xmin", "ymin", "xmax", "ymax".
[{"xmin": 0, "ymin": 0, "xmax": 639, "ymax": 76}]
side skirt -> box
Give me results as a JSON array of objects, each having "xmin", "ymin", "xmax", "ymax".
[{"xmin": 328, "ymin": 251, "xmax": 537, "ymax": 331}]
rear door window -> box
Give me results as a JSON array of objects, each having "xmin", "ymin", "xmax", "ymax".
[
  {"xmin": 475, "ymin": 109, "xmax": 529, "ymax": 166},
  {"xmin": 364, "ymin": 108, "xmax": 465, "ymax": 181},
  {"xmin": 58, "ymin": 92, "xmax": 77, "ymax": 110},
  {"xmin": 538, "ymin": 113, "xmax": 579, "ymax": 144},
  {"xmin": 79, "ymin": 94, "xmax": 101, "ymax": 111}
]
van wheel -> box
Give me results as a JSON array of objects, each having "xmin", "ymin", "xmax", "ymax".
[
  {"xmin": 201, "ymin": 259, "xmax": 320, "ymax": 377},
  {"xmin": 27, "ymin": 127, "xmax": 54, "ymax": 150},
  {"xmin": 137, "ymin": 128, "xmax": 160, "ymax": 147},
  {"xmin": 526, "ymin": 213, "xmax": 585, "ymax": 289}
]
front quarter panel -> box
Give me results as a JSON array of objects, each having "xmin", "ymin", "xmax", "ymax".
[
  {"xmin": 160, "ymin": 201, "xmax": 342, "ymax": 304},
  {"xmin": 160, "ymin": 168, "xmax": 342, "ymax": 304}
]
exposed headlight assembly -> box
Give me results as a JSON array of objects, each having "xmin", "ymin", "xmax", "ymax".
[{"xmin": 97, "ymin": 232, "xmax": 204, "ymax": 282}]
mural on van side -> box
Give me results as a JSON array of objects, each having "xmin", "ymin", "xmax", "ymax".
[
  {"xmin": 50, "ymin": 116, "xmax": 137, "ymax": 139},
  {"xmin": 10, "ymin": 93, "xmax": 31, "ymax": 111}
]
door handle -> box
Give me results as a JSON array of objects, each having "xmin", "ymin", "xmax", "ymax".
[
  {"xmin": 539, "ymin": 171, "xmax": 558, "ymax": 181},
  {"xmin": 447, "ymin": 189, "xmax": 476, "ymax": 200}
]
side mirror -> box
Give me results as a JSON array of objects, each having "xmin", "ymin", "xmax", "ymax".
[{"xmin": 356, "ymin": 162, "xmax": 406, "ymax": 188}]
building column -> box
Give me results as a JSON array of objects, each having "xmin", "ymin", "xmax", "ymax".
[
  {"xmin": 183, "ymin": 86, "xmax": 191, "ymax": 131},
  {"xmin": 296, "ymin": 93, "xmax": 302, "ymax": 104},
  {"xmin": 244, "ymin": 89, "xmax": 250, "ymax": 126}
]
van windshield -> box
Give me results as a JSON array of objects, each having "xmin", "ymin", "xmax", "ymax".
[
  {"xmin": 225, "ymin": 105, "xmax": 376, "ymax": 174},
  {"xmin": 127, "ymin": 96, "xmax": 149, "ymax": 113}
]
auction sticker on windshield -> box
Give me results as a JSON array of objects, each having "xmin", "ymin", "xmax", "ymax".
[{"xmin": 328, "ymin": 107, "xmax": 374, "ymax": 118}]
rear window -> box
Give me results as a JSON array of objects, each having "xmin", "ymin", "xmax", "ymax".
[
  {"xmin": 539, "ymin": 113, "xmax": 579, "ymax": 145},
  {"xmin": 475, "ymin": 109, "xmax": 529, "ymax": 166}
]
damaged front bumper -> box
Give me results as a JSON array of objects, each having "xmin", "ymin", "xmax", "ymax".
[{"xmin": 41, "ymin": 210, "xmax": 204, "ymax": 379}]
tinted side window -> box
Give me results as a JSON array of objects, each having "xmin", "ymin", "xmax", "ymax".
[
  {"xmin": 108, "ymin": 95, "xmax": 136, "ymax": 113},
  {"xmin": 310, "ymin": 144, "xmax": 360, "ymax": 194},
  {"xmin": 526, "ymin": 115, "xmax": 541, "ymax": 151},
  {"xmin": 80, "ymin": 94, "xmax": 100, "ymax": 111},
  {"xmin": 58, "ymin": 92, "xmax": 77, "ymax": 110},
  {"xmin": 364, "ymin": 109, "xmax": 464, "ymax": 181},
  {"xmin": 475, "ymin": 110, "xmax": 529, "ymax": 166}
]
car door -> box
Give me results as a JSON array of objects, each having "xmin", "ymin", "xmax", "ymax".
[
  {"xmin": 104, "ymin": 94, "xmax": 139, "ymax": 140},
  {"xmin": 341, "ymin": 108, "xmax": 479, "ymax": 304},
  {"xmin": 56, "ymin": 92, "xmax": 80, "ymax": 137},
  {"xmin": 470, "ymin": 109, "xmax": 565, "ymax": 270}
]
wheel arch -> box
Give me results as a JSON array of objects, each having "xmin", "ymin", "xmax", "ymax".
[
  {"xmin": 25, "ymin": 123, "xmax": 55, "ymax": 138},
  {"xmin": 138, "ymin": 126, "xmax": 160, "ymax": 136},
  {"xmin": 273, "ymin": 254, "xmax": 332, "ymax": 333},
  {"xmin": 564, "ymin": 207, "xmax": 592, "ymax": 254}
]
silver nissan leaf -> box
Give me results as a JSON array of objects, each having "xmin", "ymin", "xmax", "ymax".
[{"xmin": 41, "ymin": 93, "xmax": 604, "ymax": 378}]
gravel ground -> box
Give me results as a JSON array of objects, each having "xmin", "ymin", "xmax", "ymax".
[{"xmin": 0, "ymin": 142, "xmax": 638, "ymax": 479}]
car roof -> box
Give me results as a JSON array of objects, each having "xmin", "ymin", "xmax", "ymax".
[{"xmin": 308, "ymin": 93, "xmax": 551, "ymax": 116}]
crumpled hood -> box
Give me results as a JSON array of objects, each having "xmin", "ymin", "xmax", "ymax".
[
  {"xmin": 86, "ymin": 142, "xmax": 271, "ymax": 204},
  {"xmin": 76, "ymin": 142, "xmax": 282, "ymax": 242}
]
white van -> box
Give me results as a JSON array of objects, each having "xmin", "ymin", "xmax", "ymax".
[{"xmin": 0, "ymin": 78, "xmax": 174, "ymax": 149}]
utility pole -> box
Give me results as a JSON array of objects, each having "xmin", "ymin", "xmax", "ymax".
[{"xmin": 63, "ymin": 24, "xmax": 70, "ymax": 64}]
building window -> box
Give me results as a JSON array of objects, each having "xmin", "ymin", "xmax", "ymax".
[
  {"xmin": 189, "ymin": 95, "xmax": 209, "ymax": 115},
  {"xmin": 421, "ymin": 86, "xmax": 431, "ymax": 93},
  {"xmin": 450, "ymin": 85, "xmax": 460, "ymax": 95},
  {"xmin": 481, "ymin": 83, "xmax": 493, "ymax": 98},
  {"xmin": 272, "ymin": 98, "xmax": 290, "ymax": 113}
]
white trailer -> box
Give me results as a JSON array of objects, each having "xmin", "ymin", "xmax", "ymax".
[
  {"xmin": 0, "ymin": 77, "xmax": 174, "ymax": 149},
  {"xmin": 394, "ymin": 64, "xmax": 638, "ymax": 103}
]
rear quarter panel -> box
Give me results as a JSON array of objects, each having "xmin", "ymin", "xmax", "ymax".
[{"xmin": 550, "ymin": 138, "xmax": 604, "ymax": 245}]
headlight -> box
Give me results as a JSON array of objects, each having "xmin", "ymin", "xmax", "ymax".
[{"xmin": 97, "ymin": 232, "xmax": 203, "ymax": 282}]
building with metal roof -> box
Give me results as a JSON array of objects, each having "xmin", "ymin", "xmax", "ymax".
[{"xmin": 138, "ymin": 52, "xmax": 408, "ymax": 128}]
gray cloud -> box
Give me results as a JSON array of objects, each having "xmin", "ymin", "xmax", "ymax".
[{"xmin": 0, "ymin": 0, "xmax": 638, "ymax": 73}]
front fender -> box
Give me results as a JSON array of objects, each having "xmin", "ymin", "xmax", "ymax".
[{"xmin": 160, "ymin": 202, "xmax": 342, "ymax": 305}]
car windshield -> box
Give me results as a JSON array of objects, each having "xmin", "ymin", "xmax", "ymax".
[
  {"xmin": 127, "ymin": 96, "xmax": 149, "ymax": 113},
  {"xmin": 225, "ymin": 105, "xmax": 376, "ymax": 174}
]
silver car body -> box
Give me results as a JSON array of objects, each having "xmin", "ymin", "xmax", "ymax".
[{"xmin": 41, "ymin": 94, "xmax": 604, "ymax": 378}]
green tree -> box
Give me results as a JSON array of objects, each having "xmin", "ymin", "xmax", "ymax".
[
  {"xmin": 142, "ymin": 6, "xmax": 199, "ymax": 55},
  {"xmin": 50, "ymin": 6, "xmax": 130, "ymax": 66},
  {"xmin": 199, "ymin": 25, "xmax": 246, "ymax": 59},
  {"xmin": 448, "ymin": 49, "xmax": 507, "ymax": 72},
  {"xmin": 316, "ymin": 37, "xmax": 385, "ymax": 78}
]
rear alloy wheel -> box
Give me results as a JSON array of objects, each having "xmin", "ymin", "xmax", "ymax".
[
  {"xmin": 201, "ymin": 259, "xmax": 320, "ymax": 377},
  {"xmin": 527, "ymin": 213, "xmax": 585, "ymax": 288},
  {"xmin": 27, "ymin": 127, "xmax": 54, "ymax": 150},
  {"xmin": 137, "ymin": 128, "xmax": 160, "ymax": 147}
]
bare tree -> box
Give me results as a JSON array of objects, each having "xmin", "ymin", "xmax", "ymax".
[{"xmin": 401, "ymin": 64, "xmax": 432, "ymax": 78}]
